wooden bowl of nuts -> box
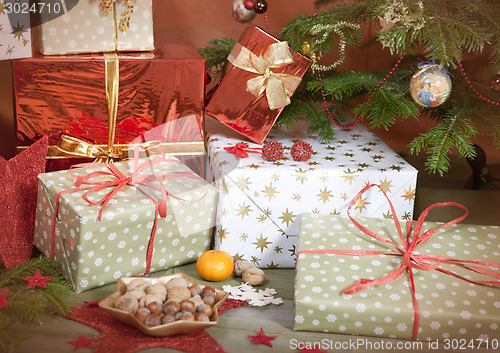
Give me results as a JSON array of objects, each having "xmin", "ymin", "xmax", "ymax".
[{"xmin": 98, "ymin": 273, "xmax": 229, "ymax": 336}]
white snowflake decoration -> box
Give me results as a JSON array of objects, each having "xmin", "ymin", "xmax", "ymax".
[{"xmin": 222, "ymin": 283, "xmax": 283, "ymax": 307}]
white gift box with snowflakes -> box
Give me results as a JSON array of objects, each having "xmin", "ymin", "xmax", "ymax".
[
  {"xmin": 33, "ymin": 156, "xmax": 218, "ymax": 292},
  {"xmin": 206, "ymin": 118, "xmax": 418, "ymax": 268},
  {"xmin": 31, "ymin": 0, "xmax": 154, "ymax": 55},
  {"xmin": 0, "ymin": 0, "xmax": 31, "ymax": 60}
]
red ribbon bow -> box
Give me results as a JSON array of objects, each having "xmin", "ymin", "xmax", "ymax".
[
  {"xmin": 223, "ymin": 143, "xmax": 261, "ymax": 158},
  {"xmin": 298, "ymin": 183, "xmax": 500, "ymax": 340},
  {"xmin": 50, "ymin": 150, "xmax": 207, "ymax": 275}
]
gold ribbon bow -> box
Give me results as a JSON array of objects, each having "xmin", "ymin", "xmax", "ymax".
[{"xmin": 228, "ymin": 41, "xmax": 302, "ymax": 110}]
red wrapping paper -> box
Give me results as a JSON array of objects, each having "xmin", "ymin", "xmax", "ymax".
[
  {"xmin": 13, "ymin": 45, "xmax": 205, "ymax": 150},
  {"xmin": 206, "ymin": 25, "xmax": 312, "ymax": 144}
]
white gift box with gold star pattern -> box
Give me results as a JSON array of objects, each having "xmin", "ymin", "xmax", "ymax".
[
  {"xmin": 206, "ymin": 118, "xmax": 418, "ymax": 268},
  {"xmin": 0, "ymin": 0, "xmax": 31, "ymax": 60}
]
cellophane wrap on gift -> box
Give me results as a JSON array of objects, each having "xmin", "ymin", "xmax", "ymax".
[
  {"xmin": 33, "ymin": 155, "xmax": 218, "ymax": 293},
  {"xmin": 295, "ymin": 211, "xmax": 500, "ymax": 340},
  {"xmin": 0, "ymin": 0, "xmax": 31, "ymax": 60},
  {"xmin": 206, "ymin": 117, "xmax": 418, "ymax": 268},
  {"xmin": 205, "ymin": 25, "xmax": 312, "ymax": 144},
  {"xmin": 31, "ymin": 0, "xmax": 154, "ymax": 55},
  {"xmin": 13, "ymin": 45, "xmax": 205, "ymax": 172}
]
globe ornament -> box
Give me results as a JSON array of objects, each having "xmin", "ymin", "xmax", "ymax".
[
  {"xmin": 232, "ymin": 0, "xmax": 256, "ymax": 23},
  {"xmin": 410, "ymin": 64, "xmax": 452, "ymax": 108}
]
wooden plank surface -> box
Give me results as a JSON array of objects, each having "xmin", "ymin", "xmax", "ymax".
[{"xmin": 16, "ymin": 262, "xmax": 496, "ymax": 353}]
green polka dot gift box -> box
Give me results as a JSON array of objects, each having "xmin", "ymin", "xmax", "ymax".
[
  {"xmin": 294, "ymin": 188, "xmax": 500, "ymax": 341},
  {"xmin": 33, "ymin": 155, "xmax": 218, "ymax": 292}
]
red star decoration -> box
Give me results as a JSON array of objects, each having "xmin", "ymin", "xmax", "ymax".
[
  {"xmin": 248, "ymin": 328, "xmax": 277, "ymax": 348},
  {"xmin": 65, "ymin": 299, "xmax": 247, "ymax": 353},
  {"xmin": 83, "ymin": 301, "xmax": 100, "ymax": 307},
  {"xmin": 21, "ymin": 269, "xmax": 53, "ymax": 289},
  {"xmin": 0, "ymin": 136, "xmax": 48, "ymax": 267},
  {"xmin": 67, "ymin": 334, "xmax": 97, "ymax": 350},
  {"xmin": 0, "ymin": 289, "xmax": 9, "ymax": 308}
]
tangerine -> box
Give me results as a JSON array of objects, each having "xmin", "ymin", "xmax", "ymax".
[{"xmin": 196, "ymin": 250, "xmax": 234, "ymax": 282}]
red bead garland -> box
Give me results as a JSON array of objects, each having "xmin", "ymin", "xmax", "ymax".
[{"xmin": 442, "ymin": 0, "xmax": 498, "ymax": 107}]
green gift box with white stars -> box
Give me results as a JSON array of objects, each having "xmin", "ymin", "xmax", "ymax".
[
  {"xmin": 33, "ymin": 156, "xmax": 218, "ymax": 292},
  {"xmin": 294, "ymin": 212, "xmax": 500, "ymax": 341},
  {"xmin": 206, "ymin": 117, "xmax": 418, "ymax": 268}
]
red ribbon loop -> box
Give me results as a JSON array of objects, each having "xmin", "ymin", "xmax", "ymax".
[
  {"xmin": 297, "ymin": 183, "xmax": 500, "ymax": 340},
  {"xmin": 223, "ymin": 143, "xmax": 261, "ymax": 158},
  {"xmin": 50, "ymin": 153, "xmax": 208, "ymax": 275}
]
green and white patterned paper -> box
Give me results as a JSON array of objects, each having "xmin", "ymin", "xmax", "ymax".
[
  {"xmin": 34, "ymin": 157, "xmax": 217, "ymax": 292},
  {"xmin": 294, "ymin": 213, "xmax": 500, "ymax": 341}
]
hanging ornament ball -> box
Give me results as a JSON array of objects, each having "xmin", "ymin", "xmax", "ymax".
[
  {"xmin": 261, "ymin": 140, "xmax": 284, "ymax": 162},
  {"xmin": 243, "ymin": 0, "xmax": 254, "ymax": 10},
  {"xmin": 232, "ymin": 0, "xmax": 256, "ymax": 23},
  {"xmin": 253, "ymin": 0, "xmax": 267, "ymax": 14},
  {"xmin": 291, "ymin": 141, "xmax": 313, "ymax": 162},
  {"xmin": 489, "ymin": 73, "xmax": 500, "ymax": 92},
  {"xmin": 410, "ymin": 64, "xmax": 452, "ymax": 108}
]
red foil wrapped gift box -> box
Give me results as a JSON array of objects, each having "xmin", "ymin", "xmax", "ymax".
[
  {"xmin": 205, "ymin": 25, "xmax": 312, "ymax": 144},
  {"xmin": 12, "ymin": 45, "xmax": 205, "ymax": 172}
]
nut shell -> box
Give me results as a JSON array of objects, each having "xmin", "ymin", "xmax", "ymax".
[
  {"xmin": 164, "ymin": 277, "xmax": 189, "ymax": 291},
  {"xmin": 233, "ymin": 260, "xmax": 252, "ymax": 277},
  {"xmin": 166, "ymin": 286, "xmax": 191, "ymax": 302},
  {"xmin": 242, "ymin": 267, "xmax": 265, "ymax": 285},
  {"xmin": 115, "ymin": 294, "xmax": 139, "ymax": 314}
]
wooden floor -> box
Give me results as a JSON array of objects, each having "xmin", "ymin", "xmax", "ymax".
[
  {"xmin": 16, "ymin": 156, "xmax": 500, "ymax": 353},
  {"xmin": 17, "ymin": 260, "xmax": 496, "ymax": 353}
]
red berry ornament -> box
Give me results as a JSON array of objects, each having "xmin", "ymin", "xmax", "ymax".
[
  {"xmin": 243, "ymin": 0, "xmax": 254, "ymax": 10},
  {"xmin": 290, "ymin": 141, "xmax": 313, "ymax": 161},
  {"xmin": 261, "ymin": 140, "xmax": 284, "ymax": 162}
]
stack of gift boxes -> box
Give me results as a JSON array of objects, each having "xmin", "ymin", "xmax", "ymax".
[{"xmin": 8, "ymin": 2, "xmax": 499, "ymax": 342}]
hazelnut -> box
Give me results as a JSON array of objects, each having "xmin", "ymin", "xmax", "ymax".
[
  {"xmin": 164, "ymin": 277, "xmax": 189, "ymax": 291},
  {"xmin": 115, "ymin": 294, "xmax": 139, "ymax": 314},
  {"xmin": 177, "ymin": 312, "xmax": 195, "ymax": 321},
  {"xmin": 242, "ymin": 267, "xmax": 265, "ymax": 285},
  {"xmin": 180, "ymin": 300, "xmax": 195, "ymax": 313},
  {"xmin": 197, "ymin": 303, "xmax": 213, "ymax": 317},
  {"xmin": 163, "ymin": 300, "xmax": 181, "ymax": 316},
  {"xmin": 188, "ymin": 285, "xmax": 202, "ymax": 297},
  {"xmin": 161, "ymin": 314, "xmax": 176, "ymax": 325},
  {"xmin": 202, "ymin": 295, "xmax": 215, "ymax": 305},
  {"xmin": 143, "ymin": 313, "xmax": 162, "ymax": 327},
  {"xmin": 201, "ymin": 285, "xmax": 216, "ymax": 297},
  {"xmin": 134, "ymin": 307, "xmax": 150, "ymax": 323},
  {"xmin": 194, "ymin": 312, "xmax": 210, "ymax": 322},
  {"xmin": 147, "ymin": 301, "xmax": 164, "ymax": 316},
  {"xmin": 166, "ymin": 286, "xmax": 191, "ymax": 302},
  {"xmin": 233, "ymin": 260, "xmax": 252, "ymax": 277}
]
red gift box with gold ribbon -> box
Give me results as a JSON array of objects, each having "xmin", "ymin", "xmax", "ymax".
[
  {"xmin": 13, "ymin": 45, "xmax": 205, "ymax": 172},
  {"xmin": 206, "ymin": 24, "xmax": 312, "ymax": 144}
]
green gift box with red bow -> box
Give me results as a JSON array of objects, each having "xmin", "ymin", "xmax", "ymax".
[{"xmin": 294, "ymin": 184, "xmax": 500, "ymax": 341}]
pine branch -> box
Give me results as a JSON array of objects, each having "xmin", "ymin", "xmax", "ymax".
[{"xmin": 197, "ymin": 38, "xmax": 235, "ymax": 74}]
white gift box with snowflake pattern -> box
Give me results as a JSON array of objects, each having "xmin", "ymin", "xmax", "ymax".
[
  {"xmin": 206, "ymin": 118, "xmax": 418, "ymax": 268},
  {"xmin": 294, "ymin": 213, "xmax": 500, "ymax": 340}
]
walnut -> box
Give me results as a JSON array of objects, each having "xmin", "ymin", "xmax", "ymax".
[
  {"xmin": 233, "ymin": 260, "xmax": 252, "ymax": 277},
  {"xmin": 164, "ymin": 277, "xmax": 189, "ymax": 291},
  {"xmin": 242, "ymin": 267, "xmax": 265, "ymax": 286},
  {"xmin": 166, "ymin": 286, "xmax": 191, "ymax": 302},
  {"xmin": 115, "ymin": 293, "xmax": 139, "ymax": 313}
]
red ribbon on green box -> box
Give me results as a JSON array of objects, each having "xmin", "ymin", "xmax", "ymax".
[
  {"xmin": 297, "ymin": 183, "xmax": 500, "ymax": 340},
  {"xmin": 50, "ymin": 149, "xmax": 208, "ymax": 275}
]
